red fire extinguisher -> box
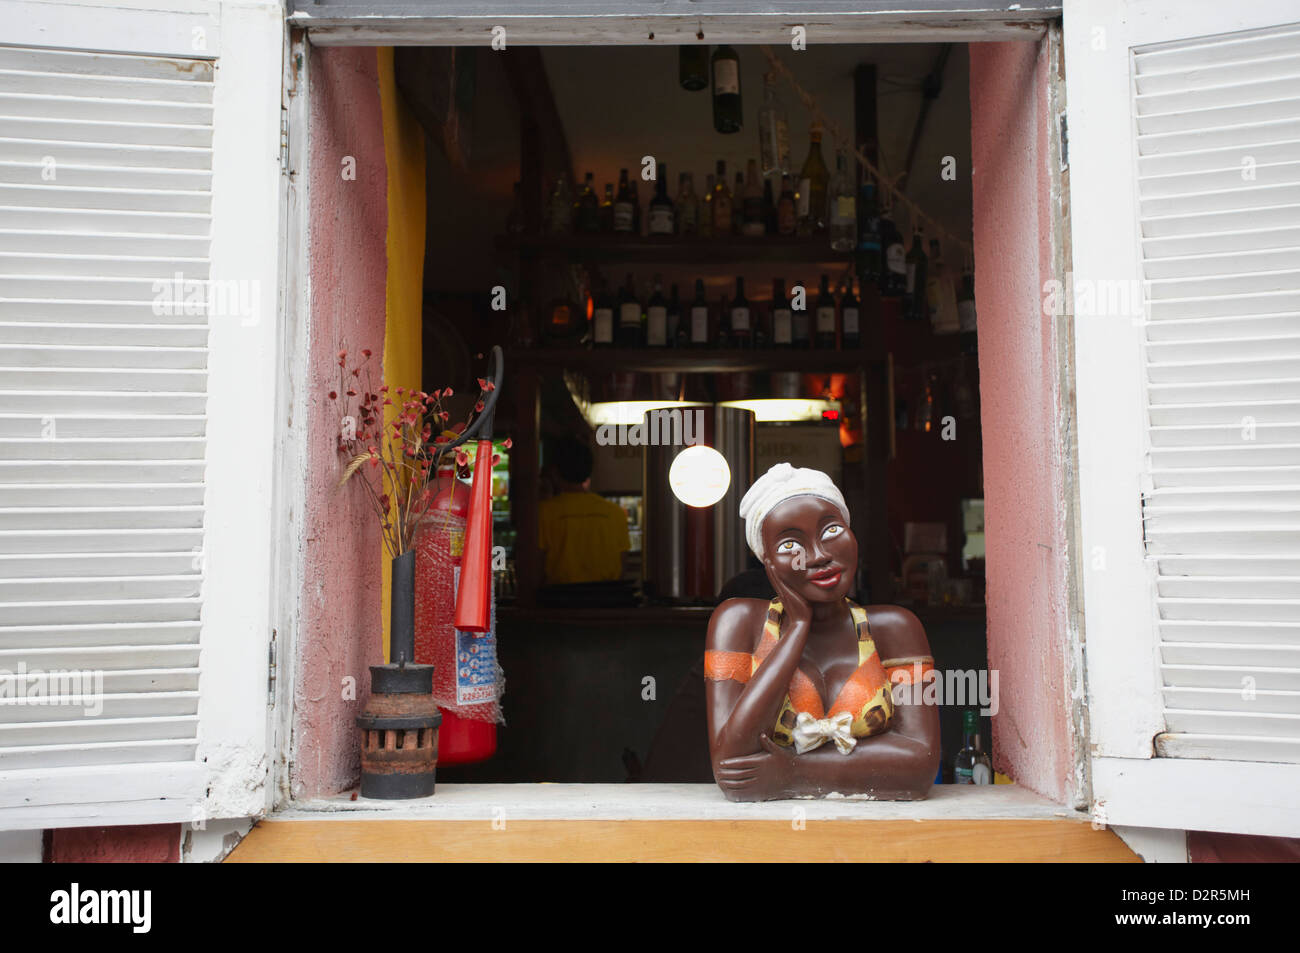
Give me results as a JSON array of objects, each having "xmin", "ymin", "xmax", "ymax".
[{"xmin": 413, "ymin": 346, "xmax": 503, "ymax": 765}]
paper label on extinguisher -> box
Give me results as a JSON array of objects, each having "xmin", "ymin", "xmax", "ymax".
[{"xmin": 453, "ymin": 566, "xmax": 499, "ymax": 705}]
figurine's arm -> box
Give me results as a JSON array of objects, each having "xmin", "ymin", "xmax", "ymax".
[
  {"xmin": 789, "ymin": 608, "xmax": 940, "ymax": 798},
  {"xmin": 788, "ymin": 694, "xmax": 938, "ymax": 799},
  {"xmin": 705, "ymin": 596, "xmax": 810, "ymax": 764}
]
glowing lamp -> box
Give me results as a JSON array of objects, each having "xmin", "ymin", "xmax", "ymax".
[{"xmin": 669, "ymin": 445, "xmax": 731, "ymax": 508}]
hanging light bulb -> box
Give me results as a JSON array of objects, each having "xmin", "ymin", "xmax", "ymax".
[{"xmin": 668, "ymin": 446, "xmax": 731, "ymax": 508}]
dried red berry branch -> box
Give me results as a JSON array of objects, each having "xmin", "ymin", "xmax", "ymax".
[{"xmin": 328, "ymin": 345, "xmax": 503, "ymax": 560}]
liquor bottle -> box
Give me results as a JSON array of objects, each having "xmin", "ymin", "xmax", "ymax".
[
  {"xmin": 630, "ymin": 175, "xmax": 642, "ymax": 235},
  {"xmin": 771, "ymin": 278, "xmax": 792, "ymax": 347},
  {"xmin": 758, "ymin": 71, "xmax": 791, "ymax": 177},
  {"xmin": 791, "ymin": 280, "xmax": 810, "ymax": 348},
  {"xmin": 927, "ymin": 238, "xmax": 960, "ymax": 334},
  {"xmin": 954, "ymin": 710, "xmax": 993, "ymax": 784},
  {"xmin": 599, "ymin": 183, "xmax": 615, "ymax": 233},
  {"xmin": 777, "ymin": 174, "xmax": 796, "ymax": 236},
  {"xmin": 829, "ymin": 152, "xmax": 856, "ymax": 251},
  {"xmin": 814, "ymin": 274, "xmax": 837, "ymax": 349},
  {"xmin": 700, "ymin": 173, "xmax": 715, "ymax": 239},
  {"xmin": 617, "ymin": 273, "xmax": 643, "ymax": 347},
  {"xmin": 762, "ymin": 177, "xmax": 776, "ymax": 235},
  {"xmin": 646, "ymin": 275, "xmax": 669, "ymax": 347},
  {"xmin": 711, "ymin": 161, "xmax": 733, "ymax": 236},
  {"xmin": 856, "ymin": 179, "xmax": 882, "ymax": 285},
  {"xmin": 958, "ymin": 263, "xmax": 978, "ymax": 355},
  {"xmin": 879, "ymin": 194, "xmax": 907, "ymax": 297},
  {"xmin": 648, "ymin": 163, "xmax": 675, "ymax": 236},
  {"xmin": 733, "ymin": 171, "xmax": 746, "ymax": 236},
  {"xmin": 918, "ymin": 372, "xmax": 937, "ymax": 432},
  {"xmin": 905, "ymin": 227, "xmax": 928, "ymax": 322},
  {"xmin": 796, "ymin": 124, "xmax": 829, "ymax": 236},
  {"xmin": 716, "ymin": 293, "xmax": 731, "ymax": 348},
  {"xmin": 953, "ymin": 360, "xmax": 977, "ymax": 419},
  {"xmin": 679, "ymin": 45, "xmax": 709, "ymax": 92},
  {"xmin": 592, "ymin": 276, "xmax": 615, "ymax": 348},
  {"xmin": 576, "ymin": 171, "xmax": 600, "ymax": 233},
  {"xmin": 689, "ymin": 279, "xmax": 710, "ymax": 347},
  {"xmin": 696, "ymin": 175, "xmax": 717, "ymax": 241},
  {"xmin": 676, "ymin": 172, "xmax": 699, "ymax": 237},
  {"xmin": 668, "ymin": 283, "xmax": 683, "ymax": 346},
  {"xmin": 741, "ymin": 161, "xmax": 764, "ymax": 237},
  {"xmin": 711, "ymin": 45, "xmax": 743, "ymax": 134},
  {"xmin": 613, "ymin": 169, "xmax": 635, "ymax": 234},
  {"xmin": 841, "ymin": 279, "xmax": 861, "ymax": 350},
  {"xmin": 729, "ymin": 277, "xmax": 751, "ymax": 347},
  {"xmin": 547, "ymin": 177, "xmax": 572, "ymax": 234}
]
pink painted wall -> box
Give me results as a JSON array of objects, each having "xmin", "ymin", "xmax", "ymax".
[
  {"xmin": 292, "ymin": 46, "xmax": 390, "ymax": 800},
  {"xmin": 48, "ymin": 824, "xmax": 179, "ymax": 863},
  {"xmin": 969, "ymin": 39, "xmax": 1078, "ymax": 805}
]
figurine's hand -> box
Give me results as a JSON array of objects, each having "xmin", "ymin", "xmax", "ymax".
[
  {"xmin": 765, "ymin": 557, "xmax": 812, "ymax": 629},
  {"xmin": 716, "ymin": 733, "xmax": 797, "ymax": 800}
]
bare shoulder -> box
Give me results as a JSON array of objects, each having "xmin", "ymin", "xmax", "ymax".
[
  {"xmin": 706, "ymin": 598, "xmax": 770, "ymax": 655},
  {"xmin": 863, "ymin": 604, "xmax": 932, "ymax": 661}
]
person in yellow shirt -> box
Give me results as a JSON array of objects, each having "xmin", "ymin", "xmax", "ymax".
[{"xmin": 538, "ymin": 437, "xmax": 630, "ymax": 584}]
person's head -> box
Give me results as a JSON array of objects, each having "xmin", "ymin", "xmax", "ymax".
[
  {"xmin": 553, "ymin": 436, "xmax": 594, "ymax": 488},
  {"xmin": 739, "ymin": 463, "xmax": 856, "ymax": 603}
]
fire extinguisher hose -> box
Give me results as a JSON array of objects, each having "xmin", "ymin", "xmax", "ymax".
[{"xmin": 447, "ymin": 346, "xmax": 502, "ymax": 634}]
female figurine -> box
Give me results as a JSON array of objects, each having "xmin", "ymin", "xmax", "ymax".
[{"xmin": 705, "ymin": 463, "xmax": 940, "ymax": 800}]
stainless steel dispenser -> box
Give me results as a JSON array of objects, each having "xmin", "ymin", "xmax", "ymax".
[{"xmin": 642, "ymin": 405, "xmax": 755, "ymax": 603}]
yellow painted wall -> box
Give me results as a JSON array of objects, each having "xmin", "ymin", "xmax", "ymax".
[{"xmin": 377, "ymin": 47, "xmax": 427, "ymax": 661}]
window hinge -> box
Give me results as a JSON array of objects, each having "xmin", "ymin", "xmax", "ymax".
[
  {"xmin": 279, "ymin": 108, "xmax": 290, "ymax": 174},
  {"xmin": 267, "ymin": 629, "xmax": 278, "ymax": 706},
  {"xmin": 1058, "ymin": 111, "xmax": 1069, "ymax": 171}
]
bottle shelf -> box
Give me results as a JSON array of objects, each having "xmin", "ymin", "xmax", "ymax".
[
  {"xmin": 498, "ymin": 233, "xmax": 855, "ymax": 266},
  {"xmin": 507, "ymin": 346, "xmax": 881, "ymax": 373}
]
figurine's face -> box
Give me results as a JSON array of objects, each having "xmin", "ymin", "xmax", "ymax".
[{"xmin": 761, "ymin": 496, "xmax": 857, "ymax": 603}]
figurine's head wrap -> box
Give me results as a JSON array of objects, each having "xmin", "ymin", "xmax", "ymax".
[{"xmin": 739, "ymin": 463, "xmax": 850, "ymax": 559}]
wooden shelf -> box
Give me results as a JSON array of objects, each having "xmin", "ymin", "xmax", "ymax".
[
  {"xmin": 508, "ymin": 346, "xmax": 882, "ymax": 373},
  {"xmin": 499, "ymin": 233, "xmax": 855, "ymax": 265}
]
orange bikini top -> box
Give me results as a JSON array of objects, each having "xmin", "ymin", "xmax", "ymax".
[{"xmin": 706, "ymin": 599, "xmax": 933, "ymax": 749}]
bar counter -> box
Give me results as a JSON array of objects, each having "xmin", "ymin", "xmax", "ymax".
[{"xmin": 438, "ymin": 603, "xmax": 988, "ymax": 786}]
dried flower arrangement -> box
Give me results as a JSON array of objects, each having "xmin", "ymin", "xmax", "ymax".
[{"xmin": 329, "ymin": 346, "xmax": 508, "ymax": 559}]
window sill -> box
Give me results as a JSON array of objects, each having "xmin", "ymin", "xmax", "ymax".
[{"xmin": 227, "ymin": 784, "xmax": 1138, "ymax": 862}]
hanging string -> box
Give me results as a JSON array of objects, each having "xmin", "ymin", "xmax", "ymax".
[{"xmin": 758, "ymin": 46, "xmax": 974, "ymax": 259}]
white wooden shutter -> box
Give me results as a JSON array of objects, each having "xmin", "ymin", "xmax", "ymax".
[
  {"xmin": 1067, "ymin": 0, "xmax": 1300, "ymax": 836},
  {"xmin": 0, "ymin": 45, "xmax": 212, "ymax": 815},
  {"xmin": 1134, "ymin": 24, "xmax": 1300, "ymax": 765},
  {"xmin": 0, "ymin": 0, "xmax": 285, "ymax": 830}
]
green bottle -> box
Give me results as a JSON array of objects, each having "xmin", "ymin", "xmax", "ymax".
[{"xmin": 954, "ymin": 710, "xmax": 992, "ymax": 785}]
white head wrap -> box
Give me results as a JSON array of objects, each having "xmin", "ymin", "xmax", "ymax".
[{"xmin": 739, "ymin": 462, "xmax": 850, "ymax": 559}]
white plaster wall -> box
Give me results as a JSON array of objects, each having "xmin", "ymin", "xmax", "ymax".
[
  {"xmin": 183, "ymin": 817, "xmax": 256, "ymax": 863},
  {"xmin": 0, "ymin": 829, "xmax": 42, "ymax": 863},
  {"xmin": 1114, "ymin": 826, "xmax": 1188, "ymax": 863}
]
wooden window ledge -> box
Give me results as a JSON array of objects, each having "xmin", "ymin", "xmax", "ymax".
[{"xmin": 226, "ymin": 784, "xmax": 1138, "ymax": 862}]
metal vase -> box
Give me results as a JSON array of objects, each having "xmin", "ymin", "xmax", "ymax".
[{"xmin": 356, "ymin": 551, "xmax": 440, "ymax": 799}]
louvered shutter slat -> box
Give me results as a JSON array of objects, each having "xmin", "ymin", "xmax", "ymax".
[
  {"xmin": 0, "ymin": 231, "xmax": 210, "ymax": 256},
  {"xmin": 1135, "ymin": 27, "xmax": 1300, "ymax": 764},
  {"xmin": 0, "ymin": 47, "xmax": 210, "ymax": 777}
]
